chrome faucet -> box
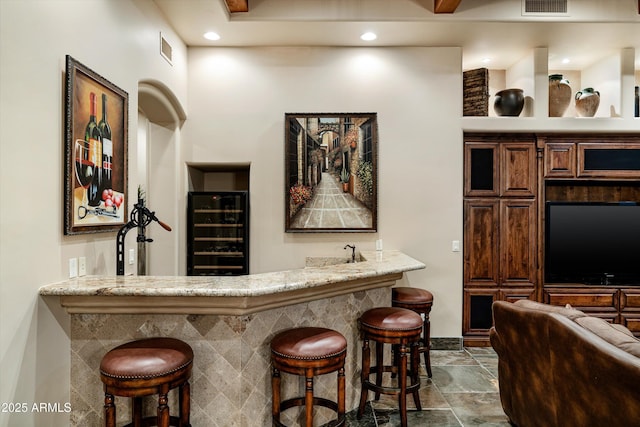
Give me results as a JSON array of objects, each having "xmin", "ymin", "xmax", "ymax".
[{"xmin": 344, "ymin": 244, "xmax": 356, "ymax": 263}]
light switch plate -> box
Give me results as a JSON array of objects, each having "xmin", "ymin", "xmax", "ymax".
[
  {"xmin": 69, "ymin": 258, "xmax": 78, "ymax": 278},
  {"xmin": 78, "ymin": 257, "xmax": 86, "ymax": 276}
]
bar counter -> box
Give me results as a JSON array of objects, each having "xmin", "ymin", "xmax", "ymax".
[{"xmin": 39, "ymin": 250, "xmax": 425, "ymax": 426}]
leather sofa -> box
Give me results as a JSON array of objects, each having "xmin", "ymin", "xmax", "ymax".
[{"xmin": 490, "ymin": 299, "xmax": 640, "ymax": 427}]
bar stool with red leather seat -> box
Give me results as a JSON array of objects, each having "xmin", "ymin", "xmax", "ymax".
[
  {"xmin": 270, "ymin": 327, "xmax": 347, "ymax": 427},
  {"xmin": 99, "ymin": 337, "xmax": 193, "ymax": 427},
  {"xmin": 392, "ymin": 287, "xmax": 434, "ymax": 378},
  {"xmin": 357, "ymin": 307, "xmax": 423, "ymax": 427}
]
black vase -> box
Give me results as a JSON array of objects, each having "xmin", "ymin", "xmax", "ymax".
[{"xmin": 494, "ymin": 88, "xmax": 525, "ymax": 117}]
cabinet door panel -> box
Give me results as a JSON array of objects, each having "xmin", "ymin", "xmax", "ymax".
[
  {"xmin": 578, "ymin": 143, "xmax": 640, "ymax": 178},
  {"xmin": 464, "ymin": 200, "xmax": 499, "ymax": 286},
  {"xmin": 464, "ymin": 143, "xmax": 499, "ymax": 197},
  {"xmin": 463, "ymin": 289, "xmax": 499, "ymax": 336},
  {"xmin": 500, "ymin": 200, "xmax": 536, "ymax": 286},
  {"xmin": 544, "ymin": 143, "xmax": 576, "ymax": 178},
  {"xmin": 501, "ymin": 143, "xmax": 536, "ymax": 197}
]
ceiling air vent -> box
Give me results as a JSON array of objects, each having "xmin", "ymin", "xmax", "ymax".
[{"xmin": 522, "ymin": 0, "xmax": 568, "ymax": 15}]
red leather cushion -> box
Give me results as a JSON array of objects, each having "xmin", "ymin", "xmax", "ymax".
[
  {"xmin": 392, "ymin": 287, "xmax": 433, "ymax": 304},
  {"xmin": 271, "ymin": 327, "xmax": 347, "ymax": 359},
  {"xmin": 100, "ymin": 337, "xmax": 193, "ymax": 379},
  {"xmin": 360, "ymin": 307, "xmax": 423, "ymax": 330}
]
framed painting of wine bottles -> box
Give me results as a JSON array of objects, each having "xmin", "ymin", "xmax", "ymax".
[{"xmin": 63, "ymin": 55, "xmax": 128, "ymax": 234}]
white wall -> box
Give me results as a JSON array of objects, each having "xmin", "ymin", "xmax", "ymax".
[
  {"xmin": 0, "ymin": 1, "xmax": 187, "ymax": 425},
  {"xmin": 185, "ymin": 46, "xmax": 464, "ymax": 334}
]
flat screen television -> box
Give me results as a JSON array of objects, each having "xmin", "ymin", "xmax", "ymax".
[{"xmin": 545, "ymin": 201, "xmax": 640, "ymax": 285}]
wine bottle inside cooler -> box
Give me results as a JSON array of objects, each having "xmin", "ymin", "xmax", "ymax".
[
  {"xmin": 86, "ymin": 92, "xmax": 103, "ymax": 206},
  {"xmin": 98, "ymin": 93, "xmax": 112, "ymax": 192}
]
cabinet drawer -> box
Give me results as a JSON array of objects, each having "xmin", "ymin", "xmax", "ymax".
[
  {"xmin": 500, "ymin": 288, "xmax": 535, "ymax": 302},
  {"xmin": 620, "ymin": 289, "xmax": 640, "ymax": 311},
  {"xmin": 543, "ymin": 288, "xmax": 618, "ymax": 312},
  {"xmin": 620, "ymin": 315, "xmax": 640, "ymax": 337}
]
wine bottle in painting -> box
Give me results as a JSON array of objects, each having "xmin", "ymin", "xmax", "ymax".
[
  {"xmin": 98, "ymin": 93, "xmax": 112, "ymax": 192},
  {"xmin": 86, "ymin": 92, "xmax": 103, "ymax": 206}
]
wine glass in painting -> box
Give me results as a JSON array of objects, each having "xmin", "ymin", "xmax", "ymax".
[{"xmin": 74, "ymin": 139, "xmax": 94, "ymax": 208}]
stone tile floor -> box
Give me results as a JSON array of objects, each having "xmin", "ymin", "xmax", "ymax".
[{"xmin": 339, "ymin": 347, "xmax": 511, "ymax": 427}]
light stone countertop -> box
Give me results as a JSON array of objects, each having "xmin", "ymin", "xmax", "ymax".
[{"xmin": 39, "ymin": 250, "xmax": 425, "ymax": 315}]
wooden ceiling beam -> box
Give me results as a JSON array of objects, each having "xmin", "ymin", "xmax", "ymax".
[
  {"xmin": 434, "ymin": 0, "xmax": 462, "ymax": 13},
  {"xmin": 224, "ymin": 0, "xmax": 248, "ymax": 13}
]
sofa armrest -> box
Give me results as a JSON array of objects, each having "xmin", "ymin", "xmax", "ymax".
[{"xmin": 548, "ymin": 313, "xmax": 640, "ymax": 426}]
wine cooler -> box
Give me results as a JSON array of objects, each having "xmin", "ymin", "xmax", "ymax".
[{"xmin": 187, "ymin": 191, "xmax": 249, "ymax": 276}]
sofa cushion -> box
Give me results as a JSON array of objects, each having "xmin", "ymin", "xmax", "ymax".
[
  {"xmin": 574, "ymin": 316, "xmax": 640, "ymax": 358},
  {"xmin": 514, "ymin": 299, "xmax": 586, "ymax": 320},
  {"xmin": 610, "ymin": 323, "xmax": 636, "ymax": 337}
]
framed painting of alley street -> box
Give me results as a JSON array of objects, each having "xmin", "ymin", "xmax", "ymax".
[{"xmin": 284, "ymin": 113, "xmax": 377, "ymax": 232}]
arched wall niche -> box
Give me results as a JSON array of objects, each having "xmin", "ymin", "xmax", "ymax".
[
  {"xmin": 136, "ymin": 79, "xmax": 186, "ymax": 275},
  {"xmin": 138, "ymin": 79, "xmax": 186, "ymax": 128}
]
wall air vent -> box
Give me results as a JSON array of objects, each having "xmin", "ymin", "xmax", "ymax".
[
  {"xmin": 160, "ymin": 32, "xmax": 173, "ymax": 65},
  {"xmin": 522, "ymin": 0, "xmax": 568, "ymax": 15}
]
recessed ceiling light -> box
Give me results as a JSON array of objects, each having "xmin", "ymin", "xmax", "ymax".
[
  {"xmin": 562, "ymin": 57, "xmax": 571, "ymax": 64},
  {"xmin": 203, "ymin": 32, "xmax": 221, "ymax": 41},
  {"xmin": 360, "ymin": 32, "xmax": 377, "ymax": 41},
  {"xmin": 481, "ymin": 58, "xmax": 492, "ymax": 64}
]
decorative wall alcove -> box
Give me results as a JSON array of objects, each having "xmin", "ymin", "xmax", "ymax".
[{"xmin": 137, "ymin": 80, "xmax": 186, "ymax": 275}]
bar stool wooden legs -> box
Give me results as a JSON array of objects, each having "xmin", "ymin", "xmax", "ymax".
[
  {"xmin": 271, "ymin": 327, "xmax": 347, "ymax": 427},
  {"xmin": 357, "ymin": 307, "xmax": 423, "ymax": 427},
  {"xmin": 99, "ymin": 337, "xmax": 193, "ymax": 427},
  {"xmin": 392, "ymin": 287, "xmax": 434, "ymax": 378}
]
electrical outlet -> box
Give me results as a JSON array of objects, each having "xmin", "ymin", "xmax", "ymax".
[
  {"xmin": 376, "ymin": 239, "xmax": 383, "ymax": 251},
  {"xmin": 129, "ymin": 249, "xmax": 135, "ymax": 265},
  {"xmin": 69, "ymin": 258, "xmax": 78, "ymax": 278},
  {"xmin": 78, "ymin": 257, "xmax": 86, "ymax": 276}
]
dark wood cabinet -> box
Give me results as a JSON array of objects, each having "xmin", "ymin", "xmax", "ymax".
[
  {"xmin": 464, "ymin": 133, "xmax": 640, "ymax": 345},
  {"xmin": 463, "ymin": 136, "xmax": 537, "ymax": 344},
  {"xmin": 187, "ymin": 191, "xmax": 249, "ymax": 276},
  {"xmin": 464, "ymin": 141, "xmax": 536, "ymax": 197},
  {"xmin": 544, "ymin": 287, "xmax": 640, "ymax": 337}
]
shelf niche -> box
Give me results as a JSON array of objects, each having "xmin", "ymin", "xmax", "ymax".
[
  {"xmin": 463, "ymin": 47, "xmax": 638, "ymax": 126},
  {"xmin": 187, "ymin": 163, "xmax": 250, "ymax": 192}
]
